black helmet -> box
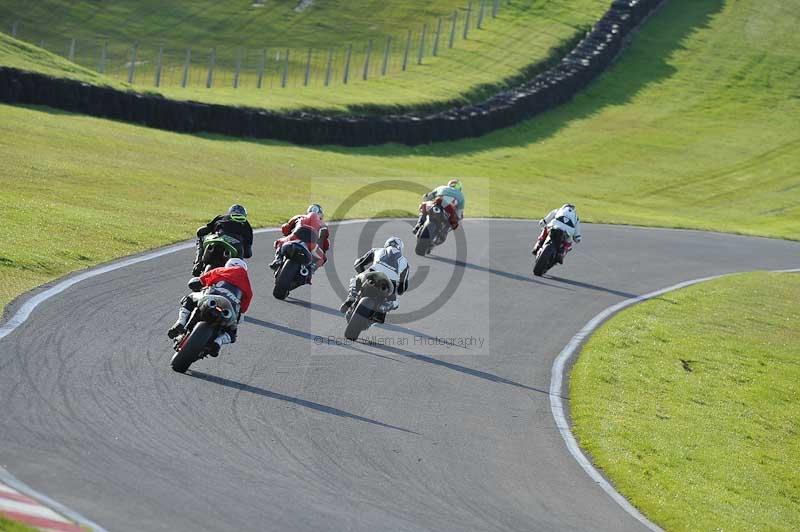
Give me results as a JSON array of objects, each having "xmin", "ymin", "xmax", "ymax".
[{"xmin": 228, "ymin": 204, "xmax": 248, "ymax": 223}]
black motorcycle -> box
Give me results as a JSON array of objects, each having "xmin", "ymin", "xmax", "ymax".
[
  {"xmin": 344, "ymin": 271, "xmax": 393, "ymax": 341},
  {"xmin": 272, "ymin": 226, "xmax": 317, "ymax": 300},
  {"xmin": 415, "ymin": 202, "xmax": 451, "ymax": 256},
  {"xmin": 199, "ymin": 233, "xmax": 242, "ymax": 273},
  {"xmin": 170, "ymin": 288, "xmax": 237, "ymax": 373},
  {"xmin": 533, "ymin": 227, "xmax": 566, "ymax": 277}
]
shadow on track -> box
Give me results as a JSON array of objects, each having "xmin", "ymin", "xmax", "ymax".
[
  {"xmin": 425, "ymin": 254, "xmax": 573, "ymax": 289},
  {"xmin": 546, "ymin": 275, "xmax": 638, "ymax": 299},
  {"xmin": 243, "ymin": 315, "xmax": 401, "ymax": 361},
  {"xmin": 189, "ymin": 370, "xmax": 418, "ymax": 434},
  {"xmin": 364, "ymin": 341, "xmax": 560, "ymax": 398},
  {"xmin": 284, "ymin": 298, "xmax": 458, "ymax": 347}
]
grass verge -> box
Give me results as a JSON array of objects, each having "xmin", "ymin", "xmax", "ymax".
[
  {"xmin": 0, "ymin": 514, "xmax": 37, "ymax": 532},
  {"xmin": 570, "ymin": 272, "xmax": 800, "ymax": 531}
]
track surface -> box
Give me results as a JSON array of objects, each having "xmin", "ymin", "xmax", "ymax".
[{"xmin": 1, "ymin": 220, "xmax": 797, "ymax": 532}]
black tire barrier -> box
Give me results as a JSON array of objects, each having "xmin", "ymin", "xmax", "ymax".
[{"xmin": 0, "ymin": 0, "xmax": 665, "ymax": 146}]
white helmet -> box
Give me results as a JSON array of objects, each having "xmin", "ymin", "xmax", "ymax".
[
  {"xmin": 562, "ymin": 203, "xmax": 576, "ymax": 212},
  {"xmin": 384, "ymin": 237, "xmax": 404, "ymax": 254},
  {"xmin": 225, "ymin": 258, "xmax": 248, "ymax": 271},
  {"xmin": 307, "ymin": 204, "xmax": 324, "ymax": 219}
]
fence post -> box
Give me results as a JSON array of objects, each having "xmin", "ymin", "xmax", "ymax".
[
  {"xmin": 417, "ymin": 24, "xmax": 427, "ymax": 65},
  {"xmin": 492, "ymin": 0, "xmax": 500, "ymax": 18},
  {"xmin": 68, "ymin": 38, "xmax": 76, "ymax": 61},
  {"xmin": 324, "ymin": 48, "xmax": 333, "ymax": 86},
  {"xmin": 233, "ymin": 49, "xmax": 242, "ymax": 88},
  {"xmin": 127, "ymin": 42, "xmax": 138, "ymax": 84},
  {"xmin": 381, "ymin": 35, "xmax": 392, "ymax": 76},
  {"xmin": 257, "ymin": 49, "xmax": 266, "ymax": 89},
  {"xmin": 304, "ymin": 48, "xmax": 313, "ymax": 86},
  {"xmin": 281, "ymin": 49, "xmax": 289, "ymax": 88},
  {"xmin": 11, "ymin": 21, "xmax": 18, "ymax": 38},
  {"xmin": 478, "ymin": 0, "xmax": 486, "ymax": 29},
  {"xmin": 449, "ymin": 11, "xmax": 458, "ymax": 48},
  {"xmin": 402, "ymin": 29, "xmax": 411, "ymax": 71},
  {"xmin": 432, "ymin": 17, "xmax": 443, "ymax": 56},
  {"xmin": 155, "ymin": 45, "xmax": 164, "ymax": 87},
  {"xmin": 362, "ymin": 39, "xmax": 372, "ymax": 81},
  {"xmin": 206, "ymin": 47, "xmax": 216, "ymax": 88},
  {"xmin": 343, "ymin": 44, "xmax": 352, "ymax": 84},
  {"xmin": 182, "ymin": 49, "xmax": 191, "ymax": 87},
  {"xmin": 463, "ymin": 2, "xmax": 472, "ymax": 39},
  {"xmin": 99, "ymin": 40, "xmax": 108, "ymax": 73}
]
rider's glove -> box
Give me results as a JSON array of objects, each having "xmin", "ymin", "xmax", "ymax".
[
  {"xmin": 538, "ymin": 219, "xmax": 546, "ymax": 228},
  {"xmin": 187, "ymin": 277, "xmax": 203, "ymax": 292}
]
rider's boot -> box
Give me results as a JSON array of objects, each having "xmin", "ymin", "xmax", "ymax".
[
  {"xmin": 412, "ymin": 213, "xmax": 426, "ymax": 235},
  {"xmin": 268, "ymin": 251, "xmax": 282, "ymax": 271},
  {"xmin": 167, "ymin": 308, "xmax": 191, "ymax": 339},
  {"xmin": 339, "ymin": 297, "xmax": 356, "ymax": 314},
  {"xmin": 207, "ymin": 332, "xmax": 232, "ymax": 358}
]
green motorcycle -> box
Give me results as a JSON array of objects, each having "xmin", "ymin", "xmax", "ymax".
[{"xmin": 199, "ymin": 233, "xmax": 243, "ymax": 273}]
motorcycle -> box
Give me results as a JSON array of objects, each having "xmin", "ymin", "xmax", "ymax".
[
  {"xmin": 533, "ymin": 227, "xmax": 566, "ymax": 277},
  {"xmin": 170, "ymin": 288, "xmax": 237, "ymax": 373},
  {"xmin": 415, "ymin": 199, "xmax": 452, "ymax": 256},
  {"xmin": 200, "ymin": 233, "xmax": 242, "ymax": 273},
  {"xmin": 344, "ymin": 271, "xmax": 394, "ymax": 341},
  {"xmin": 272, "ymin": 226, "xmax": 318, "ymax": 300}
]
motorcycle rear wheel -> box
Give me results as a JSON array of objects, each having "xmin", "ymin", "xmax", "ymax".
[
  {"xmin": 171, "ymin": 321, "xmax": 215, "ymax": 373},
  {"xmin": 344, "ymin": 298, "xmax": 373, "ymax": 341},
  {"xmin": 533, "ymin": 243, "xmax": 557, "ymax": 277},
  {"xmin": 273, "ymin": 261, "xmax": 300, "ymax": 300}
]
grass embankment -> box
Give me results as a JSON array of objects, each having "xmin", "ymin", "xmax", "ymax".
[
  {"xmin": 570, "ymin": 272, "xmax": 800, "ymax": 531},
  {"xmin": 0, "ymin": 514, "xmax": 37, "ymax": 532},
  {"xmin": 0, "ymin": 1, "xmax": 608, "ymax": 113},
  {"xmin": 1, "ymin": 0, "xmax": 799, "ymax": 314}
]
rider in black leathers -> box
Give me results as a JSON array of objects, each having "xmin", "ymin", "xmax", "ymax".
[{"xmin": 192, "ymin": 204, "xmax": 254, "ymax": 276}]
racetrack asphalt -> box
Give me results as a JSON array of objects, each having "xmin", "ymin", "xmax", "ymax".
[{"xmin": 0, "ymin": 220, "xmax": 797, "ymax": 532}]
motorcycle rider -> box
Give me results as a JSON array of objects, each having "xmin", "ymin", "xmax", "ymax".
[
  {"xmin": 269, "ymin": 204, "xmax": 330, "ymax": 272},
  {"xmin": 412, "ymin": 179, "xmax": 465, "ymax": 235},
  {"xmin": 531, "ymin": 203, "xmax": 582, "ymax": 264},
  {"xmin": 168, "ymin": 258, "xmax": 253, "ymax": 357},
  {"xmin": 192, "ymin": 204, "xmax": 254, "ymax": 276},
  {"xmin": 339, "ymin": 237, "xmax": 410, "ymax": 317}
]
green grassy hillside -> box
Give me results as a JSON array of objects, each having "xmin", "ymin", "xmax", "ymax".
[
  {"xmin": 1, "ymin": 0, "xmax": 799, "ymax": 313},
  {"xmin": 0, "ymin": 1, "xmax": 607, "ymax": 112}
]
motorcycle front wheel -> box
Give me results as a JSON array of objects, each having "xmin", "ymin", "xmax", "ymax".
[{"xmin": 171, "ymin": 321, "xmax": 215, "ymax": 373}]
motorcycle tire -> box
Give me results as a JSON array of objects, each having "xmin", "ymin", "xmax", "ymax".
[
  {"xmin": 533, "ymin": 243, "xmax": 557, "ymax": 277},
  {"xmin": 273, "ymin": 261, "xmax": 300, "ymax": 300},
  {"xmin": 344, "ymin": 298, "xmax": 374, "ymax": 341},
  {"xmin": 170, "ymin": 321, "xmax": 215, "ymax": 373}
]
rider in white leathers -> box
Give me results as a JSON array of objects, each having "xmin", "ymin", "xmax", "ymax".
[
  {"xmin": 532, "ymin": 204, "xmax": 582, "ymax": 263},
  {"xmin": 340, "ymin": 237, "xmax": 409, "ymax": 315}
]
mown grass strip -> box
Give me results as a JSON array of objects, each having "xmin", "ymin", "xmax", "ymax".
[{"xmin": 570, "ymin": 272, "xmax": 800, "ymax": 531}]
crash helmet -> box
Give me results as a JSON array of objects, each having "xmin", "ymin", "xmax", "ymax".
[
  {"xmin": 307, "ymin": 203, "xmax": 324, "ymax": 219},
  {"xmin": 561, "ymin": 203, "xmax": 577, "ymax": 213},
  {"xmin": 225, "ymin": 258, "xmax": 248, "ymax": 271},
  {"xmin": 384, "ymin": 236, "xmax": 404, "ymax": 254},
  {"xmin": 447, "ymin": 179, "xmax": 463, "ymax": 192},
  {"xmin": 228, "ymin": 204, "xmax": 248, "ymax": 223}
]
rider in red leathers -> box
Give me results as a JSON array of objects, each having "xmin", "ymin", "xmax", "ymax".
[{"xmin": 269, "ymin": 204, "xmax": 330, "ymax": 273}]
